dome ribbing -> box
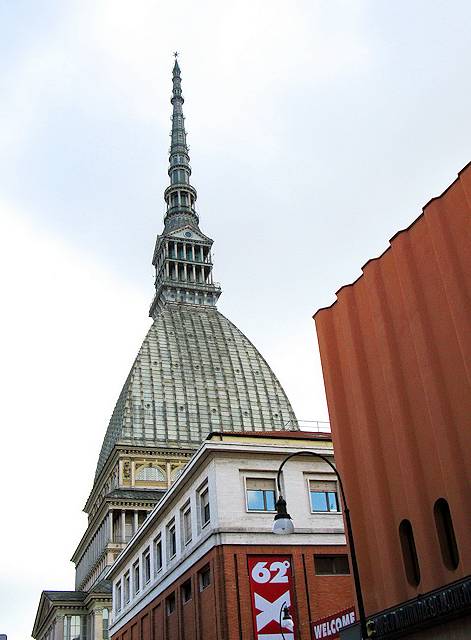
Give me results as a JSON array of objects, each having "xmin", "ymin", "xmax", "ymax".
[{"xmin": 95, "ymin": 305, "xmax": 297, "ymax": 480}]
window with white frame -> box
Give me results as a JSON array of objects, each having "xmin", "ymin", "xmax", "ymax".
[
  {"xmin": 133, "ymin": 559, "xmax": 140, "ymax": 594},
  {"xmin": 167, "ymin": 519, "xmax": 177, "ymax": 559},
  {"xmin": 154, "ymin": 535, "xmax": 163, "ymax": 574},
  {"xmin": 115, "ymin": 582, "xmax": 122, "ymax": 612},
  {"xmin": 123, "ymin": 571, "xmax": 130, "ymax": 603},
  {"xmin": 245, "ymin": 478, "xmax": 276, "ymax": 512},
  {"xmin": 199, "ymin": 486, "xmax": 210, "ymax": 528},
  {"xmin": 309, "ymin": 479, "xmax": 339, "ymax": 512},
  {"xmin": 182, "ymin": 503, "xmax": 192, "ymax": 545},
  {"xmin": 143, "ymin": 547, "xmax": 151, "ymax": 584}
]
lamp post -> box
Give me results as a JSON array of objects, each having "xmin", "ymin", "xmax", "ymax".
[{"xmin": 272, "ymin": 450, "xmax": 367, "ymax": 640}]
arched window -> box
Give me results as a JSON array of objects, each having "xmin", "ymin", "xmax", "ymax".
[
  {"xmin": 135, "ymin": 465, "xmax": 165, "ymax": 482},
  {"xmin": 171, "ymin": 465, "xmax": 185, "ymax": 482},
  {"xmin": 434, "ymin": 498, "xmax": 459, "ymax": 570},
  {"xmin": 399, "ymin": 519, "xmax": 421, "ymax": 586}
]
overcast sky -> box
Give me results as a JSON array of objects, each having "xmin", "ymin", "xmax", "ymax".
[{"xmin": 1, "ymin": 1, "xmax": 470, "ymax": 638}]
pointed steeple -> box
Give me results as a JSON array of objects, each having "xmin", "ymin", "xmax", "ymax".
[
  {"xmin": 164, "ymin": 53, "xmax": 198, "ymax": 231},
  {"xmin": 149, "ymin": 57, "xmax": 222, "ymax": 319}
]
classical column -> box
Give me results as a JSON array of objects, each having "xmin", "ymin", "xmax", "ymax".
[
  {"xmin": 108, "ymin": 511, "xmax": 113, "ymax": 543},
  {"xmin": 121, "ymin": 510, "xmax": 126, "ymax": 543},
  {"xmin": 55, "ymin": 615, "xmax": 65, "ymax": 640},
  {"xmin": 192, "ymin": 244, "xmax": 195, "ymax": 261},
  {"xmin": 93, "ymin": 608, "xmax": 103, "ymax": 640},
  {"xmin": 130, "ymin": 461, "xmax": 135, "ymax": 487},
  {"xmin": 192, "ymin": 265, "xmax": 196, "ymax": 283},
  {"xmin": 134, "ymin": 510, "xmax": 139, "ymax": 534},
  {"xmin": 184, "ymin": 263, "xmax": 188, "ymax": 282}
]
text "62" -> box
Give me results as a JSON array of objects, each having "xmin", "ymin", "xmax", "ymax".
[{"xmin": 251, "ymin": 560, "xmax": 290, "ymax": 584}]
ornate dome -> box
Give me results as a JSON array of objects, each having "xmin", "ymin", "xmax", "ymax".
[{"xmin": 95, "ymin": 304, "xmax": 297, "ymax": 480}]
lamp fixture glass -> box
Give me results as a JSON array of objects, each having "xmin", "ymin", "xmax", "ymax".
[
  {"xmin": 272, "ymin": 495, "xmax": 295, "ymax": 535},
  {"xmin": 282, "ymin": 605, "xmax": 294, "ymax": 632},
  {"xmin": 272, "ymin": 517, "xmax": 294, "ymax": 535}
]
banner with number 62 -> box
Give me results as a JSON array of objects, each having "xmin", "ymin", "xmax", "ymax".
[{"xmin": 248, "ymin": 555, "xmax": 295, "ymax": 640}]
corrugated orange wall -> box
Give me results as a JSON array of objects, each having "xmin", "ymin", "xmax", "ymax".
[{"xmin": 314, "ymin": 163, "xmax": 471, "ymax": 617}]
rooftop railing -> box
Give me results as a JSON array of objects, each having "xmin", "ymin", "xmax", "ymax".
[{"xmin": 284, "ymin": 419, "xmax": 331, "ymax": 433}]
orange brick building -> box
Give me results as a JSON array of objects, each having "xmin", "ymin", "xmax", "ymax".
[
  {"xmin": 109, "ymin": 432, "xmax": 355, "ymax": 640},
  {"xmin": 315, "ymin": 163, "xmax": 471, "ymax": 639},
  {"xmin": 112, "ymin": 544, "xmax": 353, "ymax": 640}
]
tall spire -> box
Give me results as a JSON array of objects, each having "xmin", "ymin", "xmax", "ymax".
[
  {"xmin": 163, "ymin": 54, "xmax": 198, "ymax": 232},
  {"xmin": 149, "ymin": 57, "xmax": 222, "ymax": 319}
]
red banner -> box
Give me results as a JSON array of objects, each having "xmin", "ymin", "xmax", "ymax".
[
  {"xmin": 248, "ymin": 555, "xmax": 296, "ymax": 640},
  {"xmin": 311, "ymin": 607, "xmax": 356, "ymax": 639}
]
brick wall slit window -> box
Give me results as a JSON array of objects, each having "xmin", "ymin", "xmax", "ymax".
[
  {"xmin": 133, "ymin": 559, "xmax": 140, "ymax": 595},
  {"xmin": 309, "ymin": 480, "xmax": 339, "ymax": 512},
  {"xmin": 124, "ymin": 571, "xmax": 130, "ymax": 603},
  {"xmin": 167, "ymin": 519, "xmax": 177, "ymax": 560},
  {"xmin": 434, "ymin": 498, "xmax": 459, "ymax": 570},
  {"xmin": 200, "ymin": 486, "xmax": 210, "ymax": 528},
  {"xmin": 181, "ymin": 579, "xmax": 192, "ymax": 603},
  {"xmin": 199, "ymin": 564, "xmax": 211, "ymax": 591},
  {"xmin": 143, "ymin": 547, "xmax": 151, "ymax": 584},
  {"xmin": 246, "ymin": 478, "xmax": 276, "ymax": 511},
  {"xmin": 166, "ymin": 592, "xmax": 176, "ymax": 615},
  {"xmin": 399, "ymin": 519, "xmax": 421, "ymax": 586},
  {"xmin": 154, "ymin": 535, "xmax": 163, "ymax": 574},
  {"xmin": 314, "ymin": 554, "xmax": 350, "ymax": 575}
]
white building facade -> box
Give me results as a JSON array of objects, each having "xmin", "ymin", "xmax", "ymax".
[{"xmin": 109, "ymin": 432, "xmax": 354, "ymax": 640}]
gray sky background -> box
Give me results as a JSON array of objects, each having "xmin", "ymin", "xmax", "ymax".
[{"xmin": 0, "ymin": 1, "xmax": 470, "ymax": 637}]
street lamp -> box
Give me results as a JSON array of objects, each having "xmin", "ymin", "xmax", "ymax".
[
  {"xmin": 272, "ymin": 450, "xmax": 367, "ymax": 639},
  {"xmin": 279, "ymin": 602, "xmax": 294, "ymax": 640}
]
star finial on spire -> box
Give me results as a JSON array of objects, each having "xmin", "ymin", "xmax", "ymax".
[{"xmin": 174, "ymin": 51, "xmax": 178, "ymax": 59}]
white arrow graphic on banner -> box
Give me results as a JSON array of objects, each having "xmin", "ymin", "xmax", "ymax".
[{"xmin": 254, "ymin": 590, "xmax": 291, "ymax": 631}]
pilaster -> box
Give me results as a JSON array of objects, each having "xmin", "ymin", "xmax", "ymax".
[
  {"xmin": 55, "ymin": 615, "xmax": 64, "ymax": 640},
  {"xmin": 93, "ymin": 608, "xmax": 103, "ymax": 640}
]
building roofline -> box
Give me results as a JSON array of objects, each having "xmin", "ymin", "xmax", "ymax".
[
  {"xmin": 104, "ymin": 434, "xmax": 334, "ymax": 576},
  {"xmin": 207, "ymin": 430, "xmax": 332, "ymax": 441},
  {"xmin": 313, "ymin": 161, "xmax": 471, "ymax": 318}
]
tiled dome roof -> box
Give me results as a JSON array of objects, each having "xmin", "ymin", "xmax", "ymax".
[{"xmin": 95, "ymin": 304, "xmax": 297, "ymax": 480}]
